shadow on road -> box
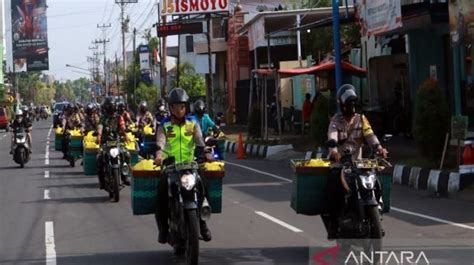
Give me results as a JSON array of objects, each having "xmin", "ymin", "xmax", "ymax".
[
  {"xmin": 39, "ymin": 182, "xmax": 98, "ymax": 189},
  {"xmin": 23, "ymin": 196, "xmax": 108, "ymax": 204}
]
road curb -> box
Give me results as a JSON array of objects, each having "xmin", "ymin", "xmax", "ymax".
[
  {"xmin": 224, "ymin": 140, "xmax": 291, "ymax": 158},
  {"xmin": 393, "ymin": 164, "xmax": 471, "ymax": 194}
]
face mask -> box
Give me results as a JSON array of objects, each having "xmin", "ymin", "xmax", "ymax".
[
  {"xmin": 342, "ymin": 101, "xmax": 356, "ymax": 118},
  {"xmin": 16, "ymin": 117, "xmax": 23, "ymax": 122}
]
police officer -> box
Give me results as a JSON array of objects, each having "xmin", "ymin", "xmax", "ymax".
[
  {"xmin": 136, "ymin": 101, "xmax": 155, "ymax": 129},
  {"xmin": 323, "ymin": 84, "xmax": 388, "ymax": 240},
  {"xmin": 154, "ymin": 88, "xmax": 213, "ymax": 244},
  {"xmin": 84, "ymin": 103, "xmax": 100, "ymax": 133},
  {"xmin": 193, "ymin": 99, "xmax": 220, "ymax": 137}
]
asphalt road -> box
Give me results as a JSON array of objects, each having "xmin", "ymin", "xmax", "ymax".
[{"xmin": 0, "ymin": 120, "xmax": 473, "ymax": 265}]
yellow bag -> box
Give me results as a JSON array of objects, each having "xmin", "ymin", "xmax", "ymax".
[
  {"xmin": 143, "ymin": 125, "xmax": 154, "ymax": 136},
  {"xmin": 305, "ymin": 159, "xmax": 331, "ymax": 167},
  {"xmin": 83, "ymin": 131, "xmax": 99, "ymax": 149},
  {"xmin": 128, "ymin": 124, "xmax": 138, "ymax": 133},
  {"xmin": 202, "ymin": 161, "xmax": 225, "ymax": 171},
  {"xmin": 70, "ymin": 128, "xmax": 82, "ymax": 137},
  {"xmin": 55, "ymin": 127, "xmax": 63, "ymax": 134},
  {"xmin": 132, "ymin": 159, "xmax": 160, "ymax": 171}
]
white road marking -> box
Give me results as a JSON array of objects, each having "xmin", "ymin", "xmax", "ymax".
[
  {"xmin": 45, "ymin": 221, "xmax": 56, "ymax": 265},
  {"xmin": 45, "ymin": 171, "xmax": 50, "ymax": 179},
  {"xmin": 391, "ymin": 207, "xmax": 474, "ymax": 231},
  {"xmin": 255, "ymin": 211, "xmax": 303, "ymax": 233},
  {"xmin": 226, "ymin": 161, "xmax": 292, "ymax": 183},
  {"xmin": 231, "ymin": 161, "xmax": 474, "ymax": 231},
  {"xmin": 45, "ymin": 126, "xmax": 52, "ymax": 165},
  {"xmin": 44, "ymin": 190, "xmax": 51, "ymax": 200}
]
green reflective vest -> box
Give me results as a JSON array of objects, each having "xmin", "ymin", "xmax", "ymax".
[{"xmin": 162, "ymin": 119, "xmax": 196, "ymax": 163}]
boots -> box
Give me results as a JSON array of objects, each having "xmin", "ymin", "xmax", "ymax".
[
  {"xmin": 200, "ymin": 220, "xmax": 212, "ymax": 242},
  {"xmin": 156, "ymin": 214, "xmax": 169, "ymax": 244}
]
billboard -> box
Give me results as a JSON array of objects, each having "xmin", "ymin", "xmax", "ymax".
[
  {"xmin": 11, "ymin": 0, "xmax": 49, "ymax": 72},
  {"xmin": 449, "ymin": 0, "xmax": 474, "ymax": 45},
  {"xmin": 138, "ymin": 44, "xmax": 152, "ymax": 83},
  {"xmin": 356, "ymin": 0, "xmax": 402, "ymax": 37},
  {"xmin": 161, "ymin": 0, "xmax": 229, "ymax": 16}
]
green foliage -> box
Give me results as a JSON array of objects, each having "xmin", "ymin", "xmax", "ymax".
[
  {"xmin": 174, "ymin": 62, "xmax": 205, "ymax": 97},
  {"xmin": 310, "ymin": 94, "xmax": 330, "ymax": 147},
  {"xmin": 413, "ymin": 79, "xmax": 450, "ymax": 161},
  {"xmin": 54, "ymin": 81, "xmax": 75, "ymax": 102},
  {"xmin": 34, "ymin": 82, "xmax": 55, "ymax": 105},
  {"xmin": 136, "ymin": 82, "xmax": 158, "ymax": 111},
  {"xmin": 248, "ymin": 105, "xmax": 262, "ymax": 139}
]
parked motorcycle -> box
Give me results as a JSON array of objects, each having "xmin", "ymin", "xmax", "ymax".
[
  {"xmin": 98, "ymin": 133, "xmax": 130, "ymax": 202},
  {"xmin": 12, "ymin": 127, "xmax": 31, "ymax": 168},
  {"xmin": 326, "ymin": 139, "xmax": 391, "ymax": 256},
  {"xmin": 160, "ymin": 150, "xmax": 211, "ymax": 265}
]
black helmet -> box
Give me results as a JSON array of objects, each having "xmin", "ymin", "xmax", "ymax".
[
  {"xmin": 337, "ymin": 84, "xmax": 358, "ymax": 105},
  {"xmin": 139, "ymin": 101, "xmax": 148, "ymax": 112},
  {"xmin": 168, "ymin": 88, "xmax": 189, "ymax": 105},
  {"xmin": 85, "ymin": 103, "xmax": 94, "ymax": 115},
  {"xmin": 102, "ymin": 96, "xmax": 116, "ymax": 114},
  {"xmin": 193, "ymin": 99, "xmax": 206, "ymax": 116},
  {"xmin": 117, "ymin": 101, "xmax": 126, "ymax": 112}
]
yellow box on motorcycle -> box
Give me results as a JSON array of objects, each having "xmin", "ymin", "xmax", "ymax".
[
  {"xmin": 83, "ymin": 131, "xmax": 100, "ymax": 149},
  {"xmin": 143, "ymin": 125, "xmax": 154, "ymax": 136},
  {"xmin": 131, "ymin": 159, "xmax": 161, "ymax": 215},
  {"xmin": 290, "ymin": 159, "xmax": 331, "ymax": 216},
  {"xmin": 200, "ymin": 162, "xmax": 225, "ymax": 214}
]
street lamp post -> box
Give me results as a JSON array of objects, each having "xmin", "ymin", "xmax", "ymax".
[{"xmin": 332, "ymin": 0, "xmax": 343, "ymax": 112}]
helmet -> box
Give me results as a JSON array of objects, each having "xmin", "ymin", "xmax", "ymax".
[
  {"xmin": 15, "ymin": 109, "xmax": 23, "ymax": 116},
  {"xmin": 139, "ymin": 101, "xmax": 148, "ymax": 112},
  {"xmin": 102, "ymin": 96, "xmax": 116, "ymax": 114},
  {"xmin": 117, "ymin": 101, "xmax": 126, "ymax": 112},
  {"xmin": 337, "ymin": 84, "xmax": 358, "ymax": 105},
  {"xmin": 85, "ymin": 103, "xmax": 94, "ymax": 115},
  {"xmin": 168, "ymin": 88, "xmax": 189, "ymax": 105},
  {"xmin": 193, "ymin": 99, "xmax": 206, "ymax": 116}
]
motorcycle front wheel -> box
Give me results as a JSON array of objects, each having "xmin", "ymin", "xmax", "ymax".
[
  {"xmin": 112, "ymin": 168, "xmax": 120, "ymax": 202},
  {"xmin": 185, "ymin": 209, "xmax": 199, "ymax": 265},
  {"xmin": 363, "ymin": 206, "xmax": 383, "ymax": 259}
]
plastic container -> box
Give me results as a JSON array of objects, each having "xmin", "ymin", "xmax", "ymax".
[
  {"xmin": 378, "ymin": 167, "xmax": 393, "ymax": 213},
  {"xmin": 69, "ymin": 136, "xmax": 83, "ymax": 158},
  {"xmin": 290, "ymin": 159, "xmax": 330, "ymax": 216},
  {"xmin": 131, "ymin": 168, "xmax": 161, "ymax": 215},
  {"xmin": 83, "ymin": 148, "xmax": 99, "ymax": 175},
  {"xmin": 54, "ymin": 134, "xmax": 63, "ymax": 151},
  {"xmin": 462, "ymin": 140, "xmax": 474, "ymax": 165},
  {"xmin": 201, "ymin": 170, "xmax": 225, "ymax": 214}
]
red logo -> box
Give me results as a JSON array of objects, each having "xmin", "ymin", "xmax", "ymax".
[{"xmin": 312, "ymin": 245, "xmax": 340, "ymax": 265}]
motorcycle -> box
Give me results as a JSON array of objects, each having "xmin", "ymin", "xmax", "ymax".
[
  {"xmin": 99, "ymin": 133, "xmax": 130, "ymax": 202},
  {"xmin": 12, "ymin": 127, "xmax": 31, "ymax": 168},
  {"xmin": 326, "ymin": 139, "xmax": 391, "ymax": 256},
  {"xmin": 203, "ymin": 133, "xmax": 226, "ymax": 161},
  {"xmin": 160, "ymin": 149, "xmax": 211, "ymax": 265}
]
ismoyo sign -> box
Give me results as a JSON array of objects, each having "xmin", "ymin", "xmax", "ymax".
[{"xmin": 162, "ymin": 0, "xmax": 229, "ymax": 15}]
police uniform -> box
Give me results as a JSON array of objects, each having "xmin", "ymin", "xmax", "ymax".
[{"xmin": 328, "ymin": 113, "xmax": 380, "ymax": 160}]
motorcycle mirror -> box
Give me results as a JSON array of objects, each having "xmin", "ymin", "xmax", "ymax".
[
  {"xmin": 382, "ymin": 134, "xmax": 393, "ymax": 142},
  {"xmin": 326, "ymin": 139, "xmax": 338, "ymax": 148}
]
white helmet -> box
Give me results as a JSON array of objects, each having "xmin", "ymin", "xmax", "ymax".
[{"xmin": 15, "ymin": 109, "xmax": 23, "ymax": 116}]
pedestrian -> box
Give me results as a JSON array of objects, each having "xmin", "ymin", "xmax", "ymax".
[{"xmin": 303, "ymin": 93, "xmax": 312, "ymax": 134}]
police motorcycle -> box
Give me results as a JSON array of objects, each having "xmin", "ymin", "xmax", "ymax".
[
  {"xmin": 159, "ymin": 147, "xmax": 212, "ymax": 265},
  {"xmin": 98, "ymin": 131, "xmax": 131, "ymax": 202},
  {"xmin": 12, "ymin": 126, "xmax": 31, "ymax": 168},
  {"xmin": 326, "ymin": 139, "xmax": 392, "ymax": 256},
  {"xmin": 203, "ymin": 130, "xmax": 226, "ymax": 161}
]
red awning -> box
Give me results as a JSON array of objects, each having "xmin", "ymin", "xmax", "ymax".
[{"xmin": 278, "ymin": 61, "xmax": 367, "ymax": 77}]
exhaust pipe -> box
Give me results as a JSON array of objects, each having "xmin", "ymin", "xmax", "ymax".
[{"xmin": 200, "ymin": 198, "xmax": 212, "ymax": 221}]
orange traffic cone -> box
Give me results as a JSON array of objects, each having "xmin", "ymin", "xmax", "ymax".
[{"xmin": 236, "ymin": 133, "xmax": 246, "ymax": 159}]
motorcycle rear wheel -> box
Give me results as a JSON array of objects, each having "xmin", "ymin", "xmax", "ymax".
[
  {"xmin": 185, "ymin": 209, "xmax": 200, "ymax": 265},
  {"xmin": 363, "ymin": 206, "xmax": 383, "ymax": 260}
]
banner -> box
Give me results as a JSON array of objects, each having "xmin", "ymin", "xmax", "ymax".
[
  {"xmin": 449, "ymin": 0, "xmax": 474, "ymax": 45},
  {"xmin": 356, "ymin": 0, "xmax": 402, "ymax": 37},
  {"xmin": 162, "ymin": 0, "xmax": 229, "ymax": 16},
  {"xmin": 138, "ymin": 44, "xmax": 152, "ymax": 83},
  {"xmin": 11, "ymin": 0, "xmax": 49, "ymax": 72}
]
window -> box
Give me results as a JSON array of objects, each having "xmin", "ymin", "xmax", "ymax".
[
  {"xmin": 186, "ymin": 35, "xmax": 194, "ymax": 53},
  {"xmin": 212, "ymin": 18, "xmax": 226, "ymax": 39}
]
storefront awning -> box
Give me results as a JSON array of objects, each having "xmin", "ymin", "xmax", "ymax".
[{"xmin": 278, "ymin": 61, "xmax": 367, "ymax": 77}]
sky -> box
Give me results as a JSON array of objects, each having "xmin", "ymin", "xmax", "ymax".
[{"xmin": 43, "ymin": 0, "xmax": 177, "ymax": 81}]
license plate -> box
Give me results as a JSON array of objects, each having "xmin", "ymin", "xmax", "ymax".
[{"xmin": 107, "ymin": 141, "xmax": 118, "ymax": 146}]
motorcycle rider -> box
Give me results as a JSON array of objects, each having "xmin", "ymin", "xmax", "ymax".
[
  {"xmin": 154, "ymin": 88, "xmax": 213, "ymax": 244},
  {"xmin": 324, "ymin": 84, "xmax": 388, "ymax": 240},
  {"xmin": 136, "ymin": 101, "xmax": 155, "ymax": 130},
  {"xmin": 9, "ymin": 109, "xmax": 33, "ymax": 154},
  {"xmin": 96, "ymin": 97, "xmax": 130, "ymax": 188},
  {"xmin": 61, "ymin": 104, "xmax": 83, "ymax": 159},
  {"xmin": 154, "ymin": 98, "xmax": 169, "ymax": 127},
  {"xmin": 84, "ymin": 103, "xmax": 101, "ymax": 133},
  {"xmin": 117, "ymin": 101, "xmax": 134, "ymax": 127},
  {"xmin": 193, "ymin": 99, "xmax": 220, "ymax": 137}
]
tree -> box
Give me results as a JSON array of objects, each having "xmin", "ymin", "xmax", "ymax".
[
  {"xmin": 413, "ymin": 79, "xmax": 450, "ymax": 161},
  {"xmin": 34, "ymin": 82, "xmax": 55, "ymax": 105},
  {"xmin": 136, "ymin": 82, "xmax": 157, "ymax": 110},
  {"xmin": 174, "ymin": 62, "xmax": 205, "ymax": 97}
]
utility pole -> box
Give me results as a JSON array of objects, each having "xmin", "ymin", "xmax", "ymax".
[
  {"xmin": 206, "ymin": 14, "xmax": 214, "ymax": 117},
  {"xmin": 158, "ymin": 2, "xmax": 168, "ymax": 97},
  {"xmin": 97, "ymin": 23, "xmax": 111, "ymax": 95},
  {"xmin": 88, "ymin": 45, "xmax": 99, "ymax": 81},
  {"xmin": 115, "ymin": 1, "xmax": 136, "ymax": 73},
  {"xmin": 115, "ymin": 53, "xmax": 120, "ymax": 96},
  {"xmin": 133, "ymin": 28, "xmax": 137, "ymax": 104}
]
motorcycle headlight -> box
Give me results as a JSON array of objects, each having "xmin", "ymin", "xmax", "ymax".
[
  {"xmin": 181, "ymin": 172, "xmax": 197, "ymax": 191},
  {"xmin": 360, "ymin": 174, "xmax": 376, "ymax": 189},
  {"xmin": 16, "ymin": 137, "xmax": 26, "ymax": 144},
  {"xmin": 109, "ymin": 147, "xmax": 120, "ymax": 158}
]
